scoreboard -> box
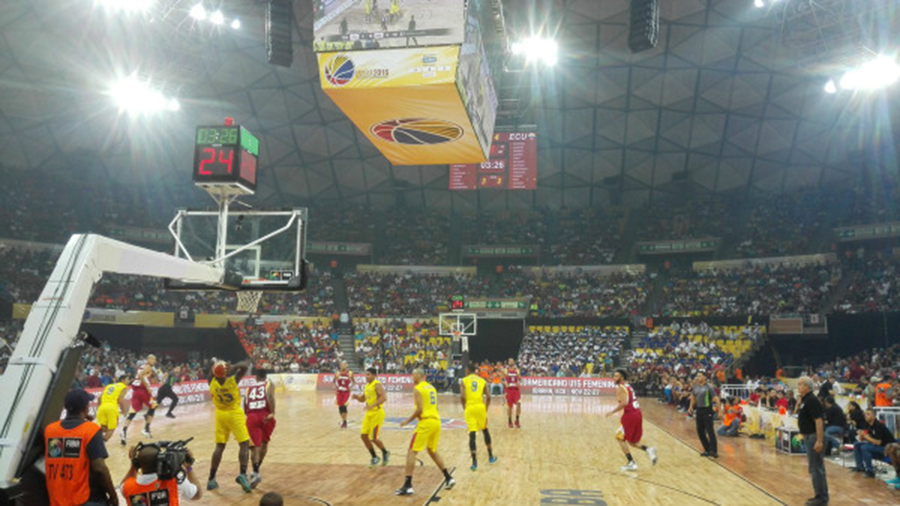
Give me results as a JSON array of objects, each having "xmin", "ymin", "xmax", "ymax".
[{"xmin": 449, "ymin": 132, "xmax": 537, "ymax": 190}]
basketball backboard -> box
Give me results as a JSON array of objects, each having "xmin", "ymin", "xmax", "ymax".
[{"xmin": 166, "ymin": 208, "xmax": 308, "ymax": 291}]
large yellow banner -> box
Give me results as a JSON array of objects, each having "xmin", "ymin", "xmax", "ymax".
[{"xmin": 318, "ymin": 46, "xmax": 488, "ymax": 166}]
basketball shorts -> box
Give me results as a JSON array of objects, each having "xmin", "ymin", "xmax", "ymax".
[
  {"xmin": 336, "ymin": 391, "xmax": 351, "ymax": 407},
  {"xmin": 410, "ymin": 418, "xmax": 441, "ymax": 453},
  {"xmin": 620, "ymin": 410, "xmax": 643, "ymax": 444},
  {"xmin": 464, "ymin": 404, "xmax": 488, "ymax": 433},
  {"xmin": 246, "ymin": 412, "xmax": 276, "ymax": 447},
  {"xmin": 130, "ymin": 389, "xmax": 157, "ymax": 412},
  {"xmin": 360, "ymin": 409, "xmax": 385, "ymax": 439},
  {"xmin": 215, "ymin": 409, "xmax": 250, "ymax": 444},
  {"xmin": 506, "ymin": 388, "xmax": 521, "ymax": 407},
  {"xmin": 96, "ymin": 404, "xmax": 119, "ymax": 430}
]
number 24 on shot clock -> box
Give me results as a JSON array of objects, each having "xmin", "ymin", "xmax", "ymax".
[{"xmin": 192, "ymin": 125, "xmax": 260, "ymax": 192}]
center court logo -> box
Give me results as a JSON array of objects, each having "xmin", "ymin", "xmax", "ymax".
[
  {"xmin": 324, "ymin": 54, "xmax": 355, "ymax": 86},
  {"xmin": 370, "ymin": 118, "xmax": 464, "ymax": 145}
]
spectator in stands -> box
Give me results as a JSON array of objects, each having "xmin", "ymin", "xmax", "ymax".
[
  {"xmin": 852, "ymin": 408, "xmax": 896, "ymax": 477},
  {"xmin": 846, "ymin": 401, "xmax": 868, "ymax": 432},
  {"xmin": 716, "ymin": 397, "xmax": 741, "ymax": 437},
  {"xmin": 822, "ymin": 397, "xmax": 846, "ymax": 456}
]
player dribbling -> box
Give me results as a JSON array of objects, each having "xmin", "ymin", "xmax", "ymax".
[
  {"xmin": 335, "ymin": 361, "xmax": 353, "ymax": 429},
  {"xmin": 353, "ymin": 367, "xmax": 389, "ymax": 467},
  {"xmin": 121, "ymin": 354, "xmax": 158, "ymax": 443},
  {"xmin": 606, "ymin": 369, "xmax": 658, "ymax": 471}
]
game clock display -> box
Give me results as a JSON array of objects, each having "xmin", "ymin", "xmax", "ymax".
[{"xmin": 193, "ymin": 126, "xmax": 260, "ymax": 192}]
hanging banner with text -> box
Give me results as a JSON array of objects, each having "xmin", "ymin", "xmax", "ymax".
[
  {"xmin": 834, "ymin": 222, "xmax": 900, "ymax": 242},
  {"xmin": 450, "ymin": 132, "xmax": 538, "ymax": 190},
  {"xmin": 636, "ymin": 238, "xmax": 720, "ymax": 255},
  {"xmin": 308, "ymin": 241, "xmax": 373, "ymax": 256},
  {"xmin": 461, "ymin": 245, "xmax": 540, "ymax": 258}
]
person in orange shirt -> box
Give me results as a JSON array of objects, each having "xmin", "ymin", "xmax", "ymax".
[
  {"xmin": 44, "ymin": 389, "xmax": 118, "ymax": 506},
  {"xmin": 875, "ymin": 378, "xmax": 894, "ymax": 407},
  {"xmin": 717, "ymin": 398, "xmax": 742, "ymax": 437}
]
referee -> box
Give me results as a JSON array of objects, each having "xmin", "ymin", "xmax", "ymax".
[
  {"xmin": 157, "ymin": 366, "xmax": 181, "ymax": 419},
  {"xmin": 688, "ymin": 371, "xmax": 720, "ymax": 458}
]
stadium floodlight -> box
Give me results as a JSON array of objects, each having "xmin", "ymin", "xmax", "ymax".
[
  {"xmin": 511, "ymin": 37, "xmax": 559, "ymax": 66},
  {"xmin": 839, "ymin": 55, "xmax": 900, "ymax": 91},
  {"xmin": 754, "ymin": 0, "xmax": 765, "ymax": 8},
  {"xmin": 231, "ymin": 18, "xmax": 241, "ymax": 29},
  {"xmin": 824, "ymin": 79, "xmax": 837, "ymax": 94},
  {"xmin": 189, "ymin": 3, "xmax": 207, "ymax": 21},
  {"xmin": 109, "ymin": 75, "xmax": 179, "ymax": 116},
  {"xmin": 210, "ymin": 10, "xmax": 225, "ymax": 25}
]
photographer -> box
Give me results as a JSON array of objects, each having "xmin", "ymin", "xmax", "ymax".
[{"xmin": 121, "ymin": 442, "xmax": 201, "ymax": 505}]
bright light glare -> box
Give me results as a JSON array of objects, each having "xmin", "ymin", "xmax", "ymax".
[
  {"xmin": 511, "ymin": 37, "xmax": 559, "ymax": 66},
  {"xmin": 231, "ymin": 18, "xmax": 241, "ymax": 29},
  {"xmin": 189, "ymin": 4, "xmax": 207, "ymax": 20},
  {"xmin": 754, "ymin": 0, "xmax": 765, "ymax": 8},
  {"xmin": 110, "ymin": 76, "xmax": 179, "ymax": 116},
  {"xmin": 210, "ymin": 10, "xmax": 225, "ymax": 25},
  {"xmin": 839, "ymin": 56, "xmax": 900, "ymax": 91},
  {"xmin": 97, "ymin": 0, "xmax": 154, "ymax": 12},
  {"xmin": 824, "ymin": 79, "xmax": 837, "ymax": 94}
]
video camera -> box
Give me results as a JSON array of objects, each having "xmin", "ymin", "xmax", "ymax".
[{"xmin": 132, "ymin": 438, "xmax": 194, "ymax": 482}]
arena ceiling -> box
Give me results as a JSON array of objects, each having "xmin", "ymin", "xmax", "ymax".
[{"xmin": 1, "ymin": 0, "xmax": 899, "ymax": 211}]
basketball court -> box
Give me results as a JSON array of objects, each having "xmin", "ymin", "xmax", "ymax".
[{"xmin": 97, "ymin": 390, "xmax": 896, "ymax": 506}]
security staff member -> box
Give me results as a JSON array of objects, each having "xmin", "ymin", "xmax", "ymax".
[
  {"xmin": 688, "ymin": 371, "xmax": 720, "ymax": 458},
  {"xmin": 44, "ymin": 389, "xmax": 118, "ymax": 506},
  {"xmin": 121, "ymin": 445, "xmax": 201, "ymax": 505}
]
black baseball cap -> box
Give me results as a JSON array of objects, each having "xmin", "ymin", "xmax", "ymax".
[{"xmin": 64, "ymin": 389, "xmax": 94, "ymax": 414}]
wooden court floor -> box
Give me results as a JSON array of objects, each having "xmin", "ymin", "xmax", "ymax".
[{"xmin": 101, "ymin": 391, "xmax": 900, "ymax": 506}]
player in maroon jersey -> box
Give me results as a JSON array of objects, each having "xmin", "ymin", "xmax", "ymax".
[
  {"xmin": 605, "ymin": 369, "xmax": 657, "ymax": 471},
  {"xmin": 503, "ymin": 358, "xmax": 522, "ymax": 428},
  {"xmin": 121, "ymin": 354, "xmax": 159, "ymax": 444},
  {"xmin": 244, "ymin": 368, "xmax": 276, "ymax": 489},
  {"xmin": 335, "ymin": 361, "xmax": 353, "ymax": 429}
]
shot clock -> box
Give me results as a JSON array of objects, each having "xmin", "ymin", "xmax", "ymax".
[
  {"xmin": 193, "ymin": 125, "xmax": 260, "ymax": 195},
  {"xmin": 450, "ymin": 295, "xmax": 465, "ymax": 311}
]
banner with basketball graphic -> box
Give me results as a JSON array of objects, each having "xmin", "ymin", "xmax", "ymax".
[{"xmin": 318, "ymin": 46, "xmax": 489, "ymax": 165}]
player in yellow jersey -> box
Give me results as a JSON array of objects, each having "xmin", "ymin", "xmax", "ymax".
[
  {"xmin": 96, "ymin": 374, "xmax": 132, "ymax": 442},
  {"xmin": 397, "ymin": 369, "xmax": 456, "ymax": 496},
  {"xmin": 206, "ymin": 358, "xmax": 252, "ymax": 494},
  {"xmin": 353, "ymin": 367, "xmax": 390, "ymax": 467},
  {"xmin": 461, "ymin": 363, "xmax": 497, "ymax": 471}
]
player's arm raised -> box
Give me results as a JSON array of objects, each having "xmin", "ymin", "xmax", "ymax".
[
  {"xmin": 230, "ymin": 359, "xmax": 252, "ymax": 378},
  {"xmin": 606, "ymin": 385, "xmax": 628, "ymax": 418},
  {"xmin": 401, "ymin": 389, "xmax": 423, "ymax": 428}
]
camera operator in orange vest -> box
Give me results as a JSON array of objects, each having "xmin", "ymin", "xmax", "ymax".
[
  {"xmin": 121, "ymin": 443, "xmax": 201, "ymax": 505},
  {"xmin": 43, "ymin": 389, "xmax": 118, "ymax": 506}
]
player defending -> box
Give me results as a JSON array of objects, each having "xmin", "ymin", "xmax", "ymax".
[
  {"xmin": 335, "ymin": 361, "xmax": 353, "ymax": 429},
  {"xmin": 121, "ymin": 354, "xmax": 158, "ymax": 443},
  {"xmin": 504, "ymin": 358, "xmax": 522, "ymax": 428},
  {"xmin": 352, "ymin": 367, "xmax": 389, "ymax": 467},
  {"xmin": 397, "ymin": 369, "xmax": 456, "ymax": 496},
  {"xmin": 461, "ymin": 363, "xmax": 497, "ymax": 471},
  {"xmin": 245, "ymin": 367, "xmax": 276, "ymax": 489},
  {"xmin": 207, "ymin": 359, "xmax": 253, "ymax": 493},
  {"xmin": 605, "ymin": 369, "xmax": 657, "ymax": 471},
  {"xmin": 97, "ymin": 374, "xmax": 131, "ymax": 442}
]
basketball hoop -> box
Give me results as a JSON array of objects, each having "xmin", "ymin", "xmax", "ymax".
[
  {"xmin": 451, "ymin": 330, "xmax": 462, "ymax": 344},
  {"xmin": 236, "ymin": 291, "xmax": 263, "ymax": 313}
]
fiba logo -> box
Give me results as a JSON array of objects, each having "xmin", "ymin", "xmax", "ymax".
[
  {"xmin": 371, "ymin": 119, "xmax": 464, "ymax": 145},
  {"xmin": 324, "ymin": 54, "xmax": 355, "ymax": 86}
]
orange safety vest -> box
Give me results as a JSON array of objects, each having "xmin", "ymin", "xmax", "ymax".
[
  {"xmin": 44, "ymin": 420, "xmax": 102, "ymax": 506},
  {"xmin": 122, "ymin": 475, "xmax": 181, "ymax": 506}
]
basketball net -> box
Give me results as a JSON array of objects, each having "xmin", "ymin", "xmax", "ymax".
[
  {"xmin": 450, "ymin": 323, "xmax": 469, "ymax": 353},
  {"xmin": 236, "ymin": 291, "xmax": 263, "ymax": 313}
]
